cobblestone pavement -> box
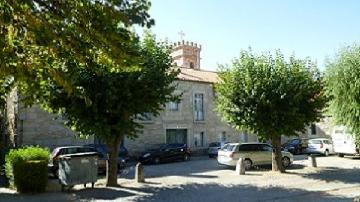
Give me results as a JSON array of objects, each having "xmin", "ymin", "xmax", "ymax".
[{"xmin": 1, "ymin": 155, "xmax": 360, "ymax": 202}]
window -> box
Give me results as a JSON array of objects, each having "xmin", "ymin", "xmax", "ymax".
[
  {"xmin": 194, "ymin": 93, "xmax": 204, "ymax": 121},
  {"xmin": 136, "ymin": 112, "xmax": 152, "ymax": 121},
  {"xmin": 194, "ymin": 132, "xmax": 205, "ymax": 147},
  {"xmin": 166, "ymin": 129, "xmax": 187, "ymax": 144},
  {"xmin": 259, "ymin": 144, "xmax": 272, "ymax": 152},
  {"xmin": 190, "ymin": 62, "xmax": 194, "ymax": 69},
  {"xmin": 311, "ymin": 124, "xmax": 317, "ymax": 135},
  {"xmin": 220, "ymin": 131, "xmax": 227, "ymax": 141},
  {"xmin": 239, "ymin": 144, "xmax": 258, "ymax": 151},
  {"xmin": 168, "ymin": 101, "xmax": 179, "ymax": 111}
]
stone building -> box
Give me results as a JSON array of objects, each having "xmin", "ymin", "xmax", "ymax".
[
  {"xmin": 4, "ymin": 40, "xmax": 333, "ymax": 156},
  {"xmin": 125, "ymin": 41, "xmax": 257, "ymax": 155},
  {"xmin": 3, "ymin": 40, "xmax": 256, "ymax": 155}
]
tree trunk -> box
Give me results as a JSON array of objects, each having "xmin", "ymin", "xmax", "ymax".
[
  {"xmin": 271, "ymin": 135, "xmax": 285, "ymax": 173},
  {"xmin": 106, "ymin": 136, "xmax": 122, "ymax": 187}
]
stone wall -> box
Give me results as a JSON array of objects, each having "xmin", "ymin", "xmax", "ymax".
[
  {"xmin": 125, "ymin": 80, "xmax": 257, "ymax": 156},
  {"xmin": 19, "ymin": 105, "xmax": 93, "ymax": 151}
]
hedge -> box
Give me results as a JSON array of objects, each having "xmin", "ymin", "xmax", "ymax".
[{"xmin": 5, "ymin": 146, "xmax": 50, "ymax": 193}]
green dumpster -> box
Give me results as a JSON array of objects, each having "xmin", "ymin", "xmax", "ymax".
[{"xmin": 58, "ymin": 152, "xmax": 98, "ymax": 191}]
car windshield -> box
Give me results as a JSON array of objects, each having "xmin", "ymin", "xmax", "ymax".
[{"xmin": 222, "ymin": 144, "xmax": 235, "ymax": 152}]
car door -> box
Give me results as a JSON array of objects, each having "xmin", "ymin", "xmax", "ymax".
[
  {"xmin": 162, "ymin": 145, "xmax": 174, "ymax": 162},
  {"xmin": 239, "ymin": 144, "xmax": 262, "ymax": 165},
  {"xmin": 257, "ymin": 144, "xmax": 272, "ymax": 165}
]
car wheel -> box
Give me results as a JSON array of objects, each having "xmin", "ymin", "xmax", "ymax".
[
  {"xmin": 208, "ymin": 154, "xmax": 213, "ymax": 158},
  {"xmin": 244, "ymin": 159, "xmax": 252, "ymax": 170},
  {"xmin": 338, "ymin": 153, "xmax": 344, "ymax": 157},
  {"xmin": 282, "ymin": 157, "xmax": 291, "ymax": 168},
  {"xmin": 324, "ymin": 150, "xmax": 329, "ymax": 157},
  {"xmin": 183, "ymin": 154, "xmax": 190, "ymax": 161},
  {"xmin": 153, "ymin": 157, "xmax": 160, "ymax": 164}
]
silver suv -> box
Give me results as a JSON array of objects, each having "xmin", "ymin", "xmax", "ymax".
[{"xmin": 217, "ymin": 143, "xmax": 294, "ymax": 170}]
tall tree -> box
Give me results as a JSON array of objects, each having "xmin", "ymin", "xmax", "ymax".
[
  {"xmin": 36, "ymin": 34, "xmax": 178, "ymax": 186},
  {"xmin": 325, "ymin": 45, "xmax": 360, "ymax": 145},
  {"xmin": 0, "ymin": 0, "xmax": 174, "ymax": 186},
  {"xmin": 216, "ymin": 50, "xmax": 326, "ymax": 172}
]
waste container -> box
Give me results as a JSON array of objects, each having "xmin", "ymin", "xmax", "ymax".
[{"xmin": 58, "ymin": 152, "xmax": 98, "ymax": 191}]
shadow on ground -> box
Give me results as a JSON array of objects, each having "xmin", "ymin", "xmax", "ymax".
[
  {"xmin": 129, "ymin": 183, "xmax": 352, "ymax": 202},
  {"xmin": 120, "ymin": 158, "xmax": 223, "ymax": 179},
  {"xmin": 295, "ymin": 167, "xmax": 360, "ymax": 184}
]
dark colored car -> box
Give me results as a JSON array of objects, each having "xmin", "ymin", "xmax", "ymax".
[
  {"xmin": 87, "ymin": 144, "xmax": 129, "ymax": 162},
  {"xmin": 87, "ymin": 144, "xmax": 128, "ymax": 173},
  {"xmin": 48, "ymin": 146, "xmax": 96, "ymax": 177},
  {"xmin": 138, "ymin": 143, "xmax": 190, "ymax": 164},
  {"xmin": 282, "ymin": 138, "xmax": 309, "ymax": 155}
]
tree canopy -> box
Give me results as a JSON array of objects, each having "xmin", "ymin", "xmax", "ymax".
[
  {"xmin": 325, "ymin": 45, "xmax": 360, "ymax": 145},
  {"xmin": 0, "ymin": 0, "xmax": 179, "ymax": 186},
  {"xmin": 216, "ymin": 50, "xmax": 326, "ymax": 171},
  {"xmin": 1, "ymin": 0, "xmax": 154, "ymax": 101}
]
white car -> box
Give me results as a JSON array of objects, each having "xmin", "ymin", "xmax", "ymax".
[
  {"xmin": 306, "ymin": 138, "xmax": 334, "ymax": 156},
  {"xmin": 217, "ymin": 143, "xmax": 294, "ymax": 170}
]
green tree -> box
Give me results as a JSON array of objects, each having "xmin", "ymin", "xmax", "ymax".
[
  {"xmin": 216, "ymin": 50, "xmax": 326, "ymax": 172},
  {"xmin": 0, "ymin": 0, "xmax": 176, "ymax": 186},
  {"xmin": 325, "ymin": 45, "xmax": 360, "ymax": 145},
  {"xmin": 36, "ymin": 34, "xmax": 178, "ymax": 186}
]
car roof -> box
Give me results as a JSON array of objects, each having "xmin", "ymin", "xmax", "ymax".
[
  {"xmin": 240, "ymin": 142, "xmax": 270, "ymax": 145},
  {"xmin": 309, "ymin": 138, "xmax": 331, "ymax": 141}
]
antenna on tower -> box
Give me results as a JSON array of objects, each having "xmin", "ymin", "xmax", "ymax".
[{"xmin": 178, "ymin": 30, "xmax": 185, "ymax": 41}]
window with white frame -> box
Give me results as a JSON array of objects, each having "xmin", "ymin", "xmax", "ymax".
[
  {"xmin": 168, "ymin": 101, "xmax": 179, "ymax": 111},
  {"xmin": 194, "ymin": 132, "xmax": 205, "ymax": 147},
  {"xmin": 194, "ymin": 93, "xmax": 204, "ymax": 121}
]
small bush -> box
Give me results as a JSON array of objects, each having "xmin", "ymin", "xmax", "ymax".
[{"xmin": 5, "ymin": 146, "xmax": 50, "ymax": 193}]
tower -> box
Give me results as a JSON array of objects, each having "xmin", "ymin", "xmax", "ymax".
[{"xmin": 171, "ymin": 40, "xmax": 201, "ymax": 69}]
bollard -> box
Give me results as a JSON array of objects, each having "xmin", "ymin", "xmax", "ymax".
[
  {"xmin": 308, "ymin": 154, "xmax": 317, "ymax": 167},
  {"xmin": 236, "ymin": 158, "xmax": 246, "ymax": 175},
  {"xmin": 135, "ymin": 162, "xmax": 145, "ymax": 183}
]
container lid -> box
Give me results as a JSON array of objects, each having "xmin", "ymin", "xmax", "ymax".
[{"xmin": 59, "ymin": 152, "xmax": 98, "ymax": 158}]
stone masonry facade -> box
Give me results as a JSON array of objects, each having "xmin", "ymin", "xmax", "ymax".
[
  {"xmin": 3, "ymin": 40, "xmax": 335, "ymax": 156},
  {"xmin": 125, "ymin": 79, "xmax": 257, "ymax": 156}
]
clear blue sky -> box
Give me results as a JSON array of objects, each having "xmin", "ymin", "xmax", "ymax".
[{"xmin": 141, "ymin": 0, "xmax": 360, "ymax": 71}]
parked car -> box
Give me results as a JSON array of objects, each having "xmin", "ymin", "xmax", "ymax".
[
  {"xmin": 217, "ymin": 143, "xmax": 293, "ymax": 170},
  {"xmin": 87, "ymin": 144, "xmax": 128, "ymax": 173},
  {"xmin": 208, "ymin": 141, "xmax": 229, "ymax": 158},
  {"xmin": 48, "ymin": 146, "xmax": 96, "ymax": 177},
  {"xmin": 306, "ymin": 138, "xmax": 334, "ymax": 156},
  {"xmin": 87, "ymin": 144, "xmax": 129, "ymax": 162},
  {"xmin": 282, "ymin": 138, "xmax": 308, "ymax": 154},
  {"xmin": 138, "ymin": 143, "xmax": 190, "ymax": 164}
]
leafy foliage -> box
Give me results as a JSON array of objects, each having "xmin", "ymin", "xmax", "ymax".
[
  {"xmin": 39, "ymin": 34, "xmax": 178, "ymax": 142},
  {"xmin": 5, "ymin": 146, "xmax": 49, "ymax": 192},
  {"xmin": 0, "ymin": 0, "xmax": 154, "ymax": 105},
  {"xmin": 1, "ymin": 0, "xmax": 162, "ymax": 186},
  {"xmin": 325, "ymin": 45, "xmax": 360, "ymax": 145},
  {"xmin": 216, "ymin": 49, "xmax": 326, "ymax": 171}
]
